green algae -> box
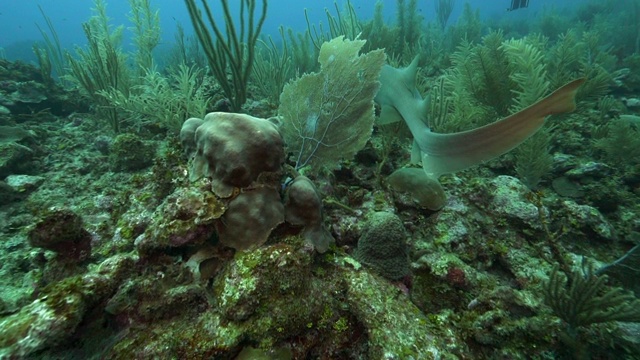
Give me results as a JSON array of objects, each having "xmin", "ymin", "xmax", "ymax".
[
  {"xmin": 108, "ymin": 311, "xmax": 244, "ymax": 358},
  {"xmin": 0, "ymin": 312, "xmax": 38, "ymax": 348},
  {"xmin": 108, "ymin": 133, "xmax": 155, "ymax": 172},
  {"xmin": 0, "ymin": 280, "xmax": 86, "ymax": 358},
  {"xmin": 342, "ymin": 269, "xmax": 448, "ymax": 359}
]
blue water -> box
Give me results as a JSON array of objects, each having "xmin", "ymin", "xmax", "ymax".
[{"xmin": 0, "ymin": 0, "xmax": 589, "ymax": 62}]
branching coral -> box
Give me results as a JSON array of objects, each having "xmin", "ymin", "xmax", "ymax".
[
  {"xmin": 252, "ymin": 27, "xmax": 295, "ymax": 106},
  {"xmin": 304, "ymin": 0, "xmax": 361, "ymax": 51},
  {"xmin": 448, "ymin": 30, "xmax": 517, "ymax": 123},
  {"xmin": 594, "ymin": 118, "xmax": 640, "ymax": 167},
  {"xmin": 128, "ymin": 0, "xmax": 160, "ymax": 76},
  {"xmin": 543, "ymin": 263, "xmax": 640, "ymax": 334},
  {"xmin": 434, "ymin": 0, "xmax": 455, "ymax": 30},
  {"xmin": 185, "ymin": 0, "xmax": 267, "ymax": 112},
  {"xmin": 99, "ymin": 64, "xmax": 209, "ymax": 132},
  {"xmin": 65, "ymin": 0, "xmax": 131, "ymax": 133},
  {"xmin": 501, "ymin": 37, "xmax": 550, "ymax": 112}
]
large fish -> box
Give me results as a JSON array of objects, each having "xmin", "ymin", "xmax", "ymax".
[{"xmin": 376, "ymin": 57, "xmax": 584, "ymax": 178}]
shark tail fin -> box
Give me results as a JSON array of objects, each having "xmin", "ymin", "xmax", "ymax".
[
  {"xmin": 421, "ymin": 78, "xmax": 586, "ymax": 177},
  {"xmin": 536, "ymin": 77, "xmax": 585, "ymax": 115}
]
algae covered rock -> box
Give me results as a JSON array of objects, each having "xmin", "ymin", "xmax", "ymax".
[
  {"xmin": 0, "ymin": 180, "xmax": 24, "ymax": 205},
  {"xmin": 387, "ymin": 167, "xmax": 447, "ymax": 211},
  {"xmin": 0, "ymin": 254, "xmax": 136, "ymax": 358},
  {"xmin": 560, "ymin": 199, "xmax": 617, "ymax": 242},
  {"xmin": 0, "ymin": 291, "xmax": 85, "ymax": 358},
  {"xmin": 0, "ymin": 125, "xmax": 33, "ymax": 143},
  {"xmin": 486, "ymin": 175, "xmax": 545, "ymax": 229},
  {"xmin": 108, "ymin": 133, "xmax": 155, "ymax": 171},
  {"xmin": 5, "ymin": 174, "xmax": 45, "ymax": 193},
  {"xmin": 343, "ymin": 269, "xmax": 446, "ymax": 358},
  {"xmin": 135, "ymin": 185, "xmax": 225, "ymax": 255},
  {"xmin": 216, "ymin": 187, "xmax": 284, "ymax": 251},
  {"xmin": 0, "ymin": 141, "xmax": 34, "ymax": 178},
  {"xmin": 0, "ymin": 59, "xmax": 85, "ymax": 116},
  {"xmin": 213, "ymin": 244, "xmax": 313, "ymax": 321},
  {"xmin": 28, "ymin": 208, "xmax": 92, "ymax": 262}
]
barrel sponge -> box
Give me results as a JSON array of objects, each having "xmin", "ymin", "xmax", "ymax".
[
  {"xmin": 215, "ymin": 187, "xmax": 284, "ymax": 250},
  {"xmin": 187, "ymin": 112, "xmax": 285, "ymax": 198},
  {"xmin": 284, "ymin": 175, "xmax": 334, "ymax": 253},
  {"xmin": 354, "ymin": 211, "xmax": 410, "ymax": 280}
]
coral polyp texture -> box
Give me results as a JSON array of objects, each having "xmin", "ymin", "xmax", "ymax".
[
  {"xmin": 176, "ymin": 111, "xmax": 289, "ymax": 251},
  {"xmin": 179, "ymin": 117, "xmax": 204, "ymax": 156}
]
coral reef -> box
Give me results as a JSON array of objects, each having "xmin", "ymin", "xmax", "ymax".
[
  {"xmin": 215, "ymin": 187, "xmax": 284, "ymax": 250},
  {"xmin": 108, "ymin": 133, "xmax": 155, "ymax": 172},
  {"xmin": 2, "ymin": 0, "xmax": 640, "ymax": 358}
]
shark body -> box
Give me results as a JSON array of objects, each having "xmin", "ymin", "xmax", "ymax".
[{"xmin": 375, "ymin": 57, "xmax": 585, "ymax": 179}]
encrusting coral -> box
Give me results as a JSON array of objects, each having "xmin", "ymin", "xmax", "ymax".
[
  {"xmin": 178, "ymin": 112, "xmax": 286, "ymax": 251},
  {"xmin": 179, "ymin": 117, "xmax": 204, "ymax": 156}
]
